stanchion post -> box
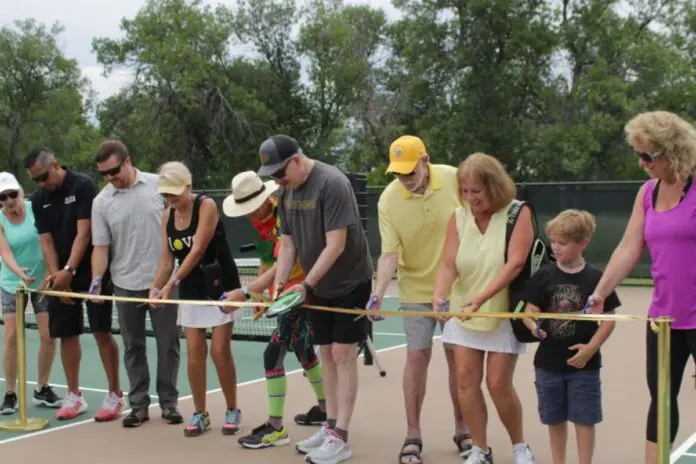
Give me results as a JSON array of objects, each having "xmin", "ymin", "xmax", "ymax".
[
  {"xmin": 656, "ymin": 316, "xmax": 671, "ymax": 464},
  {"xmin": 0, "ymin": 286, "xmax": 49, "ymax": 432}
]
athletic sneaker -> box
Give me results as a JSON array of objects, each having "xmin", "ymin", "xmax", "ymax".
[
  {"xmin": 305, "ymin": 431, "xmax": 352, "ymax": 464},
  {"xmin": 465, "ymin": 446, "xmax": 494, "ymax": 464},
  {"xmin": 295, "ymin": 405, "xmax": 327, "ymax": 426},
  {"xmin": 221, "ymin": 407, "xmax": 242, "ymax": 435},
  {"xmin": 122, "ymin": 408, "xmax": 149, "ymax": 428},
  {"xmin": 162, "ymin": 406, "xmax": 183, "ymax": 424},
  {"xmin": 32, "ymin": 385, "xmax": 61, "ymax": 408},
  {"xmin": 56, "ymin": 391, "xmax": 88, "ymax": 420},
  {"xmin": 184, "ymin": 411, "xmax": 211, "ymax": 437},
  {"xmin": 296, "ymin": 423, "xmax": 333, "ymax": 454},
  {"xmin": 513, "ymin": 443, "xmax": 534, "ymax": 464},
  {"xmin": 238, "ymin": 422, "xmax": 290, "ymax": 449},
  {"xmin": 0, "ymin": 392, "xmax": 17, "ymax": 415},
  {"xmin": 94, "ymin": 392, "xmax": 126, "ymax": 422}
]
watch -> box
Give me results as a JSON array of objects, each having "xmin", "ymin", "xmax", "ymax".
[
  {"xmin": 242, "ymin": 285, "xmax": 251, "ymax": 300},
  {"xmin": 63, "ymin": 265, "xmax": 76, "ymax": 276}
]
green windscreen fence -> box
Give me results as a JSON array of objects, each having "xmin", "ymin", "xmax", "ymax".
[
  {"xmin": 0, "ymin": 179, "xmax": 651, "ymax": 342},
  {"xmin": 211, "ymin": 180, "xmax": 651, "ymax": 280}
]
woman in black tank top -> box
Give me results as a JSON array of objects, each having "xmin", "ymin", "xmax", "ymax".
[{"xmin": 151, "ymin": 161, "xmax": 243, "ymax": 438}]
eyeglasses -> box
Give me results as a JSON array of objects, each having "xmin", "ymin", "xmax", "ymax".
[{"xmin": 0, "ymin": 191, "xmax": 18, "ymax": 202}]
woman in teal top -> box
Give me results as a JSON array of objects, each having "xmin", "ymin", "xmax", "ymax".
[{"xmin": 0, "ymin": 172, "xmax": 60, "ymax": 416}]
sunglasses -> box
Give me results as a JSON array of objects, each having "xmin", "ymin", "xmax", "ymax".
[
  {"xmin": 98, "ymin": 160, "xmax": 124, "ymax": 177},
  {"xmin": 637, "ymin": 150, "xmax": 662, "ymax": 163},
  {"xmin": 31, "ymin": 171, "xmax": 49, "ymax": 183},
  {"xmin": 0, "ymin": 191, "xmax": 18, "ymax": 202}
]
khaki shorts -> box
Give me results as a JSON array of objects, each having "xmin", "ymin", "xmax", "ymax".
[{"xmin": 401, "ymin": 303, "xmax": 447, "ymax": 350}]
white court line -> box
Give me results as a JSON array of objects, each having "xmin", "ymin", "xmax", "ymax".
[
  {"xmin": 0, "ymin": 378, "xmax": 158, "ymax": 399},
  {"xmin": 373, "ymin": 332, "xmax": 406, "ymax": 337},
  {"xmin": 671, "ymin": 430, "xmax": 696, "ymax": 463},
  {"xmin": 0, "ymin": 335, "xmax": 433, "ymax": 446}
]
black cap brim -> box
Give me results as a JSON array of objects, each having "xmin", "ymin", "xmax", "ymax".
[{"xmin": 258, "ymin": 159, "xmax": 290, "ymax": 177}]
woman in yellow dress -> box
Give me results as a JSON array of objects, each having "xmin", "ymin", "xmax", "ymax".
[{"xmin": 433, "ymin": 153, "xmax": 536, "ymax": 464}]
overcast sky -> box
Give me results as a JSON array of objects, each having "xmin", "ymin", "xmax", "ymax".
[{"xmin": 1, "ymin": 0, "xmax": 403, "ymax": 102}]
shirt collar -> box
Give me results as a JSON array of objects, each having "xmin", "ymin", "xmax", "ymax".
[{"xmin": 112, "ymin": 169, "xmax": 146, "ymax": 195}]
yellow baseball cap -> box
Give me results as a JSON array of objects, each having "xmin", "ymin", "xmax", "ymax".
[{"xmin": 385, "ymin": 135, "xmax": 426, "ymax": 174}]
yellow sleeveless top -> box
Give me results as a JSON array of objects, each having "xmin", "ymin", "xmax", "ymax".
[{"xmin": 449, "ymin": 201, "xmax": 512, "ymax": 332}]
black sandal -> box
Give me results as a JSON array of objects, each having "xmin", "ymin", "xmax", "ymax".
[
  {"xmin": 453, "ymin": 432, "xmax": 473, "ymax": 457},
  {"xmin": 398, "ymin": 438, "xmax": 423, "ymax": 464}
]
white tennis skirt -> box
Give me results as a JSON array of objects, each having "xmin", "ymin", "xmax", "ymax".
[
  {"xmin": 177, "ymin": 303, "xmax": 242, "ymax": 329},
  {"xmin": 441, "ymin": 318, "xmax": 525, "ymax": 355}
]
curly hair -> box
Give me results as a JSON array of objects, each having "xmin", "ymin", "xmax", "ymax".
[{"xmin": 625, "ymin": 111, "xmax": 696, "ymax": 182}]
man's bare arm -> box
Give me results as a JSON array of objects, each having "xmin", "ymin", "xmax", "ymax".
[
  {"xmin": 303, "ymin": 228, "xmax": 347, "ymax": 288},
  {"xmin": 273, "ymin": 234, "xmax": 297, "ymax": 294},
  {"xmin": 65, "ymin": 219, "xmax": 92, "ymax": 270},
  {"xmin": 38, "ymin": 234, "xmax": 60, "ymax": 276},
  {"xmin": 91, "ymin": 245, "xmax": 109, "ymax": 280}
]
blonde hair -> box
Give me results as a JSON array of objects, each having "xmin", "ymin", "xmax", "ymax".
[
  {"xmin": 625, "ymin": 111, "xmax": 696, "ymax": 182},
  {"xmin": 458, "ymin": 152, "xmax": 516, "ymax": 212},
  {"xmin": 545, "ymin": 209, "xmax": 597, "ymax": 243},
  {"xmin": 157, "ymin": 161, "xmax": 192, "ymax": 187}
]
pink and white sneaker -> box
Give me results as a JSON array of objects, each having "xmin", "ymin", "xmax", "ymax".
[
  {"xmin": 94, "ymin": 392, "xmax": 126, "ymax": 422},
  {"xmin": 56, "ymin": 391, "xmax": 88, "ymax": 420}
]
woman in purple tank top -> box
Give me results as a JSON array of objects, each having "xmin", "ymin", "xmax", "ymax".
[{"xmin": 587, "ymin": 111, "xmax": 696, "ymax": 463}]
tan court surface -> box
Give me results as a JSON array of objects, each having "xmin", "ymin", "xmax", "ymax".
[{"xmin": 1, "ymin": 285, "xmax": 696, "ymax": 463}]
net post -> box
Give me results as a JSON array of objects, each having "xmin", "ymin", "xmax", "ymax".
[
  {"xmin": 656, "ymin": 316, "xmax": 671, "ymax": 464},
  {"xmin": 0, "ymin": 286, "xmax": 49, "ymax": 432}
]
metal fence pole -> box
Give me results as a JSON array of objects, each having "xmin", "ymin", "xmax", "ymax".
[
  {"xmin": 0, "ymin": 286, "xmax": 49, "ymax": 432},
  {"xmin": 655, "ymin": 317, "xmax": 671, "ymax": 464}
]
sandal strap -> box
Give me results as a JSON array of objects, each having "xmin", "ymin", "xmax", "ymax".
[{"xmin": 402, "ymin": 437, "xmax": 423, "ymax": 449}]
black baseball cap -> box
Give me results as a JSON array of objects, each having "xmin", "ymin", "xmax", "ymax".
[{"xmin": 257, "ymin": 135, "xmax": 301, "ymax": 176}]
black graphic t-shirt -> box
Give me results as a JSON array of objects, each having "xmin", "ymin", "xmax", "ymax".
[{"xmin": 523, "ymin": 263, "xmax": 621, "ymax": 372}]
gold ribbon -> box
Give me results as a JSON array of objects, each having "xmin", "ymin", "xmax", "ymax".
[{"xmin": 23, "ymin": 287, "xmax": 668, "ymax": 325}]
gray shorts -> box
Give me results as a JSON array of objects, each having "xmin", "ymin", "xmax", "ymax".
[
  {"xmin": 402, "ymin": 303, "xmax": 446, "ymax": 350},
  {"xmin": 1, "ymin": 287, "xmax": 48, "ymax": 315}
]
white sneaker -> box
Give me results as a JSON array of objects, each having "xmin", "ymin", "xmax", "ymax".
[
  {"xmin": 296, "ymin": 424, "xmax": 332, "ymax": 454},
  {"xmin": 464, "ymin": 445, "xmax": 493, "ymax": 464},
  {"xmin": 513, "ymin": 443, "xmax": 534, "ymax": 464},
  {"xmin": 305, "ymin": 431, "xmax": 352, "ymax": 464},
  {"xmin": 56, "ymin": 391, "xmax": 88, "ymax": 420}
]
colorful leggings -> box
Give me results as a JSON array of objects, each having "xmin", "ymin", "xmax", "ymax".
[{"xmin": 264, "ymin": 312, "xmax": 324, "ymax": 419}]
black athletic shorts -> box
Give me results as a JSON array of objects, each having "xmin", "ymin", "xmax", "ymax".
[
  {"xmin": 47, "ymin": 276, "xmax": 114, "ymax": 339},
  {"xmin": 306, "ymin": 280, "xmax": 371, "ymax": 346}
]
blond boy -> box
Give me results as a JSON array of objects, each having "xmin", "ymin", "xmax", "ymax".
[{"xmin": 521, "ymin": 210, "xmax": 620, "ymax": 464}]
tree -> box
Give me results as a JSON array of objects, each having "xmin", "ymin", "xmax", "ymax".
[{"xmin": 0, "ymin": 19, "xmax": 94, "ymax": 180}]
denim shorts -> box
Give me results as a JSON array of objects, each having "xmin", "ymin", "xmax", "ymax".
[
  {"xmin": 1, "ymin": 287, "xmax": 48, "ymax": 315},
  {"xmin": 535, "ymin": 367, "xmax": 602, "ymax": 426}
]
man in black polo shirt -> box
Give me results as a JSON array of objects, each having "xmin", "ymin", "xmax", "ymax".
[{"xmin": 24, "ymin": 148, "xmax": 123, "ymax": 422}]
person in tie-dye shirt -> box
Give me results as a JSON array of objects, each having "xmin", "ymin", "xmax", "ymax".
[{"xmin": 221, "ymin": 171, "xmax": 327, "ymax": 450}]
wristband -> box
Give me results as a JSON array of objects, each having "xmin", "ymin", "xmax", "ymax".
[{"xmin": 301, "ymin": 281, "xmax": 314, "ymax": 295}]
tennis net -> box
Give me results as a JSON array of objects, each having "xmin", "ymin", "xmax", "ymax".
[{"xmin": 0, "ymin": 258, "xmax": 277, "ymax": 342}]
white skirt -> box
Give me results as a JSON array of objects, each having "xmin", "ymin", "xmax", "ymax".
[
  {"xmin": 177, "ymin": 303, "xmax": 242, "ymax": 329},
  {"xmin": 441, "ymin": 318, "xmax": 525, "ymax": 354}
]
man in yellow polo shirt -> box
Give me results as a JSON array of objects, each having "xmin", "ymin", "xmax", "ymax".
[{"xmin": 369, "ymin": 135, "xmax": 472, "ymax": 463}]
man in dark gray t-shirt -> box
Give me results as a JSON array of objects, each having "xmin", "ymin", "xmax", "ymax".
[{"xmin": 257, "ymin": 134, "xmax": 372, "ymax": 464}]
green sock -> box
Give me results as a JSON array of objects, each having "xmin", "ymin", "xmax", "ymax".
[
  {"xmin": 303, "ymin": 359, "xmax": 325, "ymax": 402},
  {"xmin": 266, "ymin": 368, "xmax": 286, "ymax": 418}
]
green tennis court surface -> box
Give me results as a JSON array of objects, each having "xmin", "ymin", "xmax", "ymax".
[
  {"xmin": 0, "ymin": 296, "xmax": 409, "ymax": 442},
  {"xmin": 672, "ymin": 434, "xmax": 696, "ymax": 463}
]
